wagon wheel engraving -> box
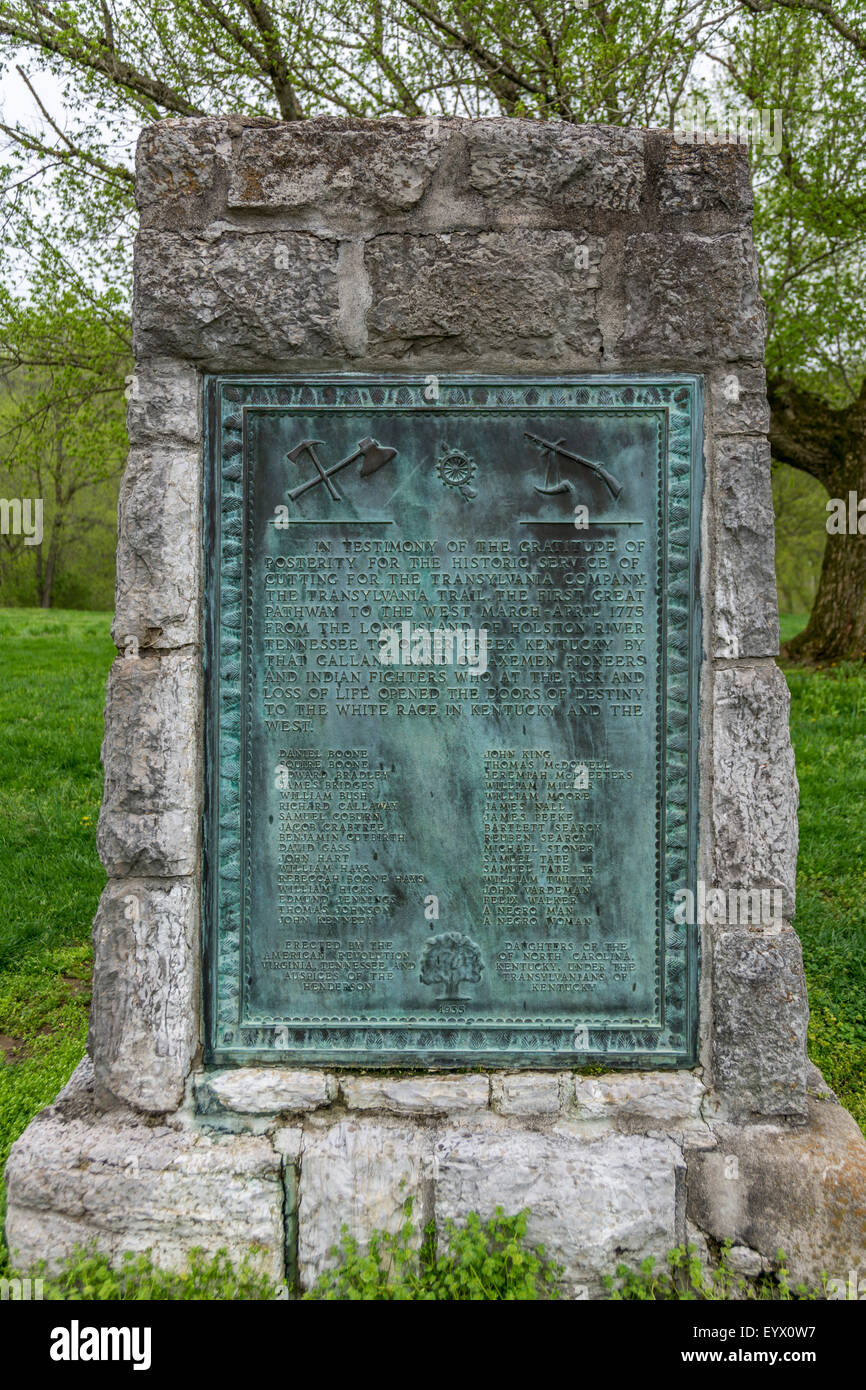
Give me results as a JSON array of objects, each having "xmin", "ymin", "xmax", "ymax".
[{"xmin": 436, "ymin": 446, "xmax": 477, "ymax": 500}]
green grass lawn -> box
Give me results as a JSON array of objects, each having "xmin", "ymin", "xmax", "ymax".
[
  {"xmin": 779, "ymin": 612, "xmax": 809, "ymax": 646},
  {"xmin": 0, "ymin": 607, "xmax": 864, "ymax": 1275},
  {"xmin": 0, "ymin": 609, "xmax": 113, "ymax": 1271},
  {"xmin": 784, "ymin": 660, "xmax": 866, "ymax": 1129}
]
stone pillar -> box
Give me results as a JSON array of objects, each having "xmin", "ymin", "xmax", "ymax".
[{"xmin": 5, "ymin": 118, "xmax": 865, "ymax": 1294}]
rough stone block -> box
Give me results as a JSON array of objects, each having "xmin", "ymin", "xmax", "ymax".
[
  {"xmin": 727, "ymin": 1244, "xmax": 766, "ymax": 1277},
  {"xmin": 298, "ymin": 1119, "xmax": 430, "ymax": 1287},
  {"xmin": 713, "ymin": 437, "xmax": 780, "ymax": 658},
  {"xmin": 620, "ymin": 232, "xmax": 765, "ymax": 362},
  {"xmin": 434, "ymin": 1123, "xmax": 683, "ymax": 1295},
  {"xmin": 709, "ymin": 365, "xmax": 770, "ymax": 435},
  {"xmin": 686, "ymin": 1099, "xmax": 866, "ymax": 1285},
  {"xmin": 711, "ymin": 929, "xmax": 809, "ymax": 1118},
  {"xmin": 134, "ymin": 229, "xmax": 342, "ymax": 366},
  {"xmin": 4, "ymin": 1061, "xmax": 284, "ymax": 1280},
  {"xmin": 365, "ymin": 230, "xmax": 603, "ymax": 361},
  {"xmin": 491, "ymin": 1073, "xmax": 561, "ymax": 1116},
  {"xmin": 658, "ymin": 139, "xmax": 753, "ymax": 219},
  {"xmin": 573, "ymin": 1072, "xmax": 705, "ymax": 1128},
  {"xmin": 126, "ymin": 360, "xmax": 201, "ymax": 444},
  {"xmin": 228, "ymin": 118, "xmax": 449, "ymax": 214},
  {"xmin": 466, "ymin": 121, "xmax": 645, "ymax": 213},
  {"xmin": 199, "ymin": 1068, "xmax": 336, "ymax": 1114},
  {"xmin": 89, "ymin": 878, "xmax": 198, "ymax": 1113},
  {"xmin": 712, "ymin": 664, "xmax": 799, "ymax": 915},
  {"xmin": 273, "ymin": 1126, "xmax": 303, "ymax": 1160},
  {"xmin": 135, "ymin": 118, "xmax": 231, "ymax": 229},
  {"xmin": 341, "ymin": 1074, "xmax": 489, "ymax": 1115},
  {"xmin": 97, "ymin": 648, "xmax": 200, "ymax": 878},
  {"xmin": 112, "ymin": 444, "xmax": 201, "ymax": 651}
]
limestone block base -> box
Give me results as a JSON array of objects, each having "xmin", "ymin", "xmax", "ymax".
[{"xmin": 6, "ymin": 1061, "xmax": 865, "ymax": 1297}]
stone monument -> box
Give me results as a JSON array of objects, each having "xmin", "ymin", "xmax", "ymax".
[{"xmin": 5, "ymin": 117, "xmax": 865, "ymax": 1296}]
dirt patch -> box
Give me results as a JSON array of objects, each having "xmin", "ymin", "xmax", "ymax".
[{"xmin": 0, "ymin": 1032, "xmax": 24, "ymax": 1062}]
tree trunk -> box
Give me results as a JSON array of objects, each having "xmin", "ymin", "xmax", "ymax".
[
  {"xmin": 40, "ymin": 449, "xmax": 65, "ymax": 608},
  {"xmin": 768, "ymin": 376, "xmax": 866, "ymax": 664},
  {"xmin": 40, "ymin": 535, "xmax": 58, "ymax": 607},
  {"xmin": 789, "ymin": 526, "xmax": 866, "ymax": 662}
]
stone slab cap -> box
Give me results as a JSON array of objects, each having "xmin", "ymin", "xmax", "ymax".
[
  {"xmin": 340, "ymin": 1073, "xmax": 489, "ymax": 1115},
  {"xmin": 136, "ymin": 117, "xmax": 234, "ymax": 226},
  {"xmin": 197, "ymin": 1067, "xmax": 337, "ymax": 1114},
  {"xmin": 657, "ymin": 139, "xmax": 754, "ymax": 219},
  {"xmin": 138, "ymin": 117, "xmax": 753, "ymax": 234},
  {"xmin": 572, "ymin": 1072, "xmax": 706, "ymax": 1128},
  {"xmin": 228, "ymin": 116, "xmax": 451, "ymax": 214},
  {"xmin": 491, "ymin": 1072, "xmax": 562, "ymax": 1116},
  {"xmin": 464, "ymin": 121, "xmax": 646, "ymax": 213}
]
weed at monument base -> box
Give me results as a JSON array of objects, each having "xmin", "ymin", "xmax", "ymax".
[
  {"xmin": 604, "ymin": 1243, "xmax": 827, "ymax": 1301},
  {"xmin": 10, "ymin": 1247, "xmax": 279, "ymax": 1301},
  {"xmin": 304, "ymin": 1205, "xmax": 562, "ymax": 1301},
  {"xmin": 2, "ymin": 1223, "xmax": 844, "ymax": 1301}
]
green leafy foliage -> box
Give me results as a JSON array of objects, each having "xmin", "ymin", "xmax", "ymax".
[
  {"xmin": 713, "ymin": 11, "xmax": 866, "ymax": 400},
  {"xmin": 0, "ymin": 281, "xmax": 129, "ymax": 610},
  {"xmin": 604, "ymin": 1243, "xmax": 825, "ymax": 1300},
  {"xmin": 305, "ymin": 1205, "xmax": 562, "ymax": 1300},
  {"xmin": 0, "ymin": 1, "xmax": 862, "ymax": 407},
  {"xmin": 17, "ymin": 1246, "xmax": 279, "ymax": 1300}
]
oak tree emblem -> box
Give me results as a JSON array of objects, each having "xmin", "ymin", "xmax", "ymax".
[{"xmin": 420, "ymin": 932, "xmax": 484, "ymax": 1001}]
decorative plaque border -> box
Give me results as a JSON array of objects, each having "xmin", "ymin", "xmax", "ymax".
[{"xmin": 203, "ymin": 375, "xmax": 703, "ymax": 1069}]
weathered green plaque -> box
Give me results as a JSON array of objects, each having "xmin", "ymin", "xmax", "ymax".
[{"xmin": 204, "ymin": 376, "xmax": 702, "ymax": 1067}]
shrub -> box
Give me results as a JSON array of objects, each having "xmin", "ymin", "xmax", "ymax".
[
  {"xmin": 19, "ymin": 1246, "xmax": 279, "ymax": 1301},
  {"xmin": 305, "ymin": 1205, "xmax": 562, "ymax": 1301},
  {"xmin": 604, "ymin": 1243, "xmax": 824, "ymax": 1301}
]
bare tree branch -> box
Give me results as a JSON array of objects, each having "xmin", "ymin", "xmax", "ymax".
[{"xmin": 242, "ymin": 0, "xmax": 305, "ymax": 118}]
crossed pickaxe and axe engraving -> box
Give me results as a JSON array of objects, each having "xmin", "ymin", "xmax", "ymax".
[
  {"xmin": 524, "ymin": 431, "xmax": 623, "ymax": 500},
  {"xmin": 286, "ymin": 436, "xmax": 397, "ymax": 502}
]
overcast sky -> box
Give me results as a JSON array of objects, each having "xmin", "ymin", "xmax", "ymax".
[{"xmin": 2, "ymin": 54, "xmax": 66, "ymax": 130}]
